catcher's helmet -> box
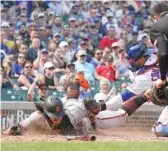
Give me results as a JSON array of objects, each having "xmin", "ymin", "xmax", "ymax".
[
  {"xmin": 122, "ymin": 42, "xmax": 153, "ymax": 72},
  {"xmin": 43, "ymin": 95, "xmax": 65, "ymax": 118},
  {"xmin": 150, "ymin": 82, "xmax": 168, "ymax": 106}
]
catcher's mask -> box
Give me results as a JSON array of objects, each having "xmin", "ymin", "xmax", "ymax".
[
  {"xmin": 150, "ymin": 82, "xmax": 168, "ymax": 106},
  {"xmin": 74, "ymin": 72, "xmax": 90, "ymax": 90},
  {"xmin": 121, "ymin": 42, "xmax": 152, "ymax": 72}
]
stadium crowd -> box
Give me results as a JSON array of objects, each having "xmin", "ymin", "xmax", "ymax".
[{"xmin": 0, "ymin": 1, "xmax": 156, "ymax": 100}]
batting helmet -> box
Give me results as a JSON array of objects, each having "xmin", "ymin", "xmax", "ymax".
[
  {"xmin": 150, "ymin": 82, "xmax": 168, "ymax": 106},
  {"xmin": 43, "ymin": 95, "xmax": 65, "ymax": 118},
  {"xmin": 122, "ymin": 42, "xmax": 153, "ymax": 72}
]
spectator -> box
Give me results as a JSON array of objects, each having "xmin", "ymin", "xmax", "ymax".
[
  {"xmin": 1, "ymin": 21, "xmax": 10, "ymax": 32},
  {"xmin": 43, "ymin": 62, "xmax": 59, "ymax": 90},
  {"xmin": 86, "ymin": 23, "xmax": 101, "ymax": 48},
  {"xmin": 39, "ymin": 26, "xmax": 48, "ymax": 48},
  {"xmin": 1, "ymin": 7, "xmax": 8, "ymax": 22},
  {"xmin": 47, "ymin": 11, "xmax": 55, "ymax": 25},
  {"xmin": 120, "ymin": 30, "xmax": 129, "ymax": 43},
  {"xmin": 114, "ymin": 49, "xmax": 129, "ymax": 77},
  {"xmin": 103, "ymin": 12, "xmax": 118, "ymax": 34},
  {"xmin": 19, "ymin": 24, "xmax": 29, "ymax": 41},
  {"xmin": 52, "ymin": 33, "xmax": 61, "ymax": 47},
  {"xmin": 61, "ymin": 24, "xmax": 72, "ymax": 41},
  {"xmin": 102, "ymin": 47, "xmax": 112, "ymax": 61},
  {"xmin": 1, "ymin": 31, "xmax": 10, "ymax": 55},
  {"xmin": 126, "ymin": 31, "xmax": 138, "ymax": 49},
  {"xmin": 90, "ymin": 48, "xmax": 103, "ymax": 68},
  {"xmin": 99, "ymin": 5, "xmax": 107, "ymax": 25},
  {"xmin": 27, "ymin": 37, "xmax": 40, "ymax": 62},
  {"xmin": 111, "ymin": 42, "xmax": 120, "ymax": 61},
  {"xmin": 2, "ymin": 57, "xmax": 12, "ymax": 78},
  {"xmin": 59, "ymin": 41, "xmax": 74, "ymax": 63},
  {"xmin": 87, "ymin": 4, "xmax": 98, "ymax": 23},
  {"xmin": 18, "ymin": 61, "xmax": 34, "ymax": 90},
  {"xmin": 28, "ymin": 81, "xmax": 49, "ymax": 102},
  {"xmin": 1, "ymin": 30, "xmax": 14, "ymax": 51},
  {"xmin": 67, "ymin": 38, "xmax": 76, "ymax": 53},
  {"xmin": 118, "ymin": 38, "xmax": 126, "ymax": 50},
  {"xmin": 53, "ymin": 47, "xmax": 65, "ymax": 68},
  {"xmin": 11, "ymin": 35, "xmax": 23, "ymax": 55},
  {"xmin": 115, "ymin": 3, "xmax": 129, "ymax": 19},
  {"xmin": 0, "ymin": 65, "xmax": 17, "ymax": 89},
  {"xmin": 94, "ymin": 78, "xmax": 114, "ymax": 102},
  {"xmin": 74, "ymin": 49, "xmax": 102, "ymax": 82},
  {"xmin": 83, "ymin": 36, "xmax": 94, "ymax": 52},
  {"xmin": 69, "ymin": 4, "xmax": 84, "ymax": 22},
  {"xmin": 8, "ymin": 25, "xmax": 15, "ymax": 41},
  {"xmin": 59, "ymin": 63, "xmax": 76, "ymax": 90},
  {"xmin": 96, "ymin": 56, "xmax": 120, "ymax": 82},
  {"xmin": 19, "ymin": 43, "xmax": 28, "ymax": 57},
  {"xmin": 99, "ymin": 26, "xmax": 118, "ymax": 49},
  {"xmin": 52, "ymin": 15, "xmax": 62, "ymax": 33},
  {"xmin": 12, "ymin": 53, "xmax": 26, "ymax": 77},
  {"xmin": 37, "ymin": 13, "xmax": 46, "ymax": 27},
  {"xmin": 81, "ymin": 2, "xmax": 89, "ymax": 19},
  {"xmin": 33, "ymin": 49, "xmax": 49, "ymax": 74},
  {"xmin": 16, "ymin": 13, "xmax": 28, "ymax": 29}
]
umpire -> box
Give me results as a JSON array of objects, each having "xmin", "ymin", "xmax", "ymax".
[{"xmin": 150, "ymin": 1, "xmax": 168, "ymax": 88}]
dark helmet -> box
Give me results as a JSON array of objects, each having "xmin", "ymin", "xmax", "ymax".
[
  {"xmin": 43, "ymin": 95, "xmax": 65, "ymax": 118},
  {"xmin": 122, "ymin": 42, "xmax": 153, "ymax": 72}
]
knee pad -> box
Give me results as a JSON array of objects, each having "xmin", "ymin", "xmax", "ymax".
[{"xmin": 152, "ymin": 123, "xmax": 168, "ymax": 137}]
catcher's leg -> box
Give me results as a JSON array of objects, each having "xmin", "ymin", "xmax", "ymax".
[
  {"xmin": 152, "ymin": 105, "xmax": 168, "ymax": 137},
  {"xmin": 96, "ymin": 94, "xmax": 148, "ymax": 129}
]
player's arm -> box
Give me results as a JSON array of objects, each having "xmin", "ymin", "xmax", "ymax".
[{"xmin": 27, "ymin": 81, "xmax": 36, "ymax": 101}]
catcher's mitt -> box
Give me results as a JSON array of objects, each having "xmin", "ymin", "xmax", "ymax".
[{"xmin": 150, "ymin": 82, "xmax": 168, "ymax": 106}]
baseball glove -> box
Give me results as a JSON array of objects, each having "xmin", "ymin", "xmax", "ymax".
[{"xmin": 150, "ymin": 82, "xmax": 168, "ymax": 106}]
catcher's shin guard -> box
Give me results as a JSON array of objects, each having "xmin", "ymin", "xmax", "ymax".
[
  {"xmin": 121, "ymin": 94, "xmax": 148, "ymax": 116},
  {"xmin": 152, "ymin": 123, "xmax": 168, "ymax": 137}
]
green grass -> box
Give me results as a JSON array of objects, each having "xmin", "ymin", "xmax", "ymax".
[{"xmin": 1, "ymin": 141, "xmax": 168, "ymax": 151}]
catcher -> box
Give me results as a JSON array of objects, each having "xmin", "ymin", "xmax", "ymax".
[{"xmin": 95, "ymin": 82, "xmax": 168, "ymax": 137}]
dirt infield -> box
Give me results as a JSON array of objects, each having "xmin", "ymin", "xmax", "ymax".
[{"xmin": 1, "ymin": 127, "xmax": 168, "ymax": 142}]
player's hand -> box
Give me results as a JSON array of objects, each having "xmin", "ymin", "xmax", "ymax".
[{"xmin": 155, "ymin": 79, "xmax": 166, "ymax": 88}]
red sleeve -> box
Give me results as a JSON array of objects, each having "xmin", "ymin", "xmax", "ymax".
[
  {"xmin": 96, "ymin": 66, "xmax": 104, "ymax": 74},
  {"xmin": 99, "ymin": 37, "xmax": 107, "ymax": 49}
]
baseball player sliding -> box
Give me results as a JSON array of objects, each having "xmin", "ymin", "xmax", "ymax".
[{"xmin": 3, "ymin": 72, "xmax": 104, "ymax": 136}]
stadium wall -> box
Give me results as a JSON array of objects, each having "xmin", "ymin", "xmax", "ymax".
[{"xmin": 1, "ymin": 102, "xmax": 162, "ymax": 130}]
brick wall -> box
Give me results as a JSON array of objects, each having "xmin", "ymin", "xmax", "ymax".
[{"xmin": 127, "ymin": 110, "xmax": 162, "ymax": 129}]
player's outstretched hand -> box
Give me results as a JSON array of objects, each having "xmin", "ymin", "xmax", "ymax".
[{"xmin": 155, "ymin": 79, "xmax": 167, "ymax": 88}]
